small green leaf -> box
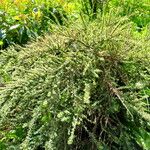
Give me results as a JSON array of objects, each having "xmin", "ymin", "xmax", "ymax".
[
  {"xmin": 0, "ymin": 40, "xmax": 3, "ymax": 46},
  {"xmin": 84, "ymin": 83, "xmax": 90, "ymax": 104}
]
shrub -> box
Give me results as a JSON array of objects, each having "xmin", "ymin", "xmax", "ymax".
[{"xmin": 0, "ymin": 12, "xmax": 150, "ymax": 149}]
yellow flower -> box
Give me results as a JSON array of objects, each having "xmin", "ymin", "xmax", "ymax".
[{"xmin": 13, "ymin": 15, "xmax": 21, "ymax": 21}]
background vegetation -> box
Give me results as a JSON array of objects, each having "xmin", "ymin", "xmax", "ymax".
[
  {"xmin": 0, "ymin": 0, "xmax": 150, "ymax": 149},
  {"xmin": 0, "ymin": 0, "xmax": 80, "ymax": 49}
]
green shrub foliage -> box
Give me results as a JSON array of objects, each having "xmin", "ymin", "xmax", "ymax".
[
  {"xmin": 109, "ymin": 0, "xmax": 150, "ymax": 29},
  {"xmin": 0, "ymin": 13, "xmax": 150, "ymax": 149}
]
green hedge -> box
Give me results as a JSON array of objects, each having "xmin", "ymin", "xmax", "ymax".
[{"xmin": 0, "ymin": 13, "xmax": 150, "ymax": 149}]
